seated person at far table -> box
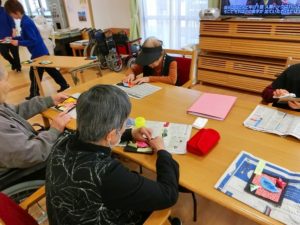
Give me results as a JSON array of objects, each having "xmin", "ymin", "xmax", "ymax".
[
  {"xmin": 46, "ymin": 85, "xmax": 181, "ymax": 225},
  {"xmin": 261, "ymin": 63, "xmax": 300, "ymax": 111},
  {"xmin": 0, "ymin": 64, "xmax": 71, "ymax": 169},
  {"xmin": 123, "ymin": 36, "xmax": 177, "ymax": 85}
]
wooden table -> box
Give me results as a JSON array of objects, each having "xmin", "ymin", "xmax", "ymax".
[
  {"xmin": 28, "ymin": 55, "xmax": 101, "ymax": 96},
  {"xmin": 42, "ymin": 72, "xmax": 300, "ymax": 225},
  {"xmin": 69, "ymin": 40, "xmax": 88, "ymax": 56}
]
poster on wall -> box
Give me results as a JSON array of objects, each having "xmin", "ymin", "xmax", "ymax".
[{"xmin": 78, "ymin": 10, "xmax": 87, "ymax": 21}]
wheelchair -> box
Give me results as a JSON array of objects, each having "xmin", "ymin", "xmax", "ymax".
[
  {"xmin": 84, "ymin": 29, "xmax": 123, "ymax": 72},
  {"xmin": 0, "ymin": 162, "xmax": 46, "ymax": 203},
  {"xmin": 112, "ymin": 31, "xmax": 141, "ymax": 68}
]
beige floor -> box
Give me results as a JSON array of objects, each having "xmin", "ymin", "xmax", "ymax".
[{"xmin": 1, "ymin": 47, "xmax": 262, "ymax": 225}]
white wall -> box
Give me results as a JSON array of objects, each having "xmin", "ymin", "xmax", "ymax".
[
  {"xmin": 90, "ymin": 0, "xmax": 130, "ymax": 29},
  {"xmin": 63, "ymin": 0, "xmax": 93, "ymax": 29}
]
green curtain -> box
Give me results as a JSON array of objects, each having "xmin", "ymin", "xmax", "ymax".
[
  {"xmin": 209, "ymin": 0, "xmax": 220, "ymax": 8},
  {"xmin": 129, "ymin": 0, "xmax": 141, "ymax": 40}
]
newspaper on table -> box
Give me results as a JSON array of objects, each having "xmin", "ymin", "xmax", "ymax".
[
  {"xmin": 215, "ymin": 151, "xmax": 300, "ymax": 225},
  {"xmin": 243, "ymin": 105, "xmax": 300, "ymax": 139},
  {"xmin": 121, "ymin": 119, "xmax": 192, "ymax": 154},
  {"xmin": 115, "ymin": 83, "xmax": 161, "ymax": 99},
  {"xmin": 145, "ymin": 120, "xmax": 192, "ymax": 154}
]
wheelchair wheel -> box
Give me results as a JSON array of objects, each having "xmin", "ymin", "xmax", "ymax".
[
  {"xmin": 112, "ymin": 56, "xmax": 123, "ymax": 72},
  {"xmin": 2, "ymin": 180, "xmax": 45, "ymax": 203},
  {"xmin": 107, "ymin": 53, "xmax": 123, "ymax": 72},
  {"xmin": 99, "ymin": 54, "xmax": 108, "ymax": 69},
  {"xmin": 91, "ymin": 45, "xmax": 108, "ymax": 69},
  {"xmin": 126, "ymin": 57, "xmax": 136, "ymax": 69}
]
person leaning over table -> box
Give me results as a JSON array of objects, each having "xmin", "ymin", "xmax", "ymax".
[
  {"xmin": 261, "ymin": 63, "xmax": 300, "ymax": 111},
  {"xmin": 46, "ymin": 84, "xmax": 182, "ymax": 225},
  {"xmin": 4, "ymin": 0, "xmax": 70, "ymax": 100},
  {"xmin": 0, "ymin": 63, "xmax": 71, "ymax": 169},
  {"xmin": 123, "ymin": 36, "xmax": 178, "ymax": 85}
]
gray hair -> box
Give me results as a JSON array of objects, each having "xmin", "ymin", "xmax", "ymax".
[
  {"xmin": 76, "ymin": 85, "xmax": 131, "ymax": 142},
  {"xmin": 0, "ymin": 63, "xmax": 7, "ymax": 80},
  {"xmin": 143, "ymin": 36, "xmax": 163, "ymax": 48}
]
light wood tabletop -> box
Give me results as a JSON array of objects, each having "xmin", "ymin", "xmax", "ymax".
[
  {"xmin": 29, "ymin": 55, "xmax": 93, "ymax": 69},
  {"xmin": 42, "ymin": 72, "xmax": 300, "ymax": 225},
  {"xmin": 27, "ymin": 55, "xmax": 96, "ymax": 96}
]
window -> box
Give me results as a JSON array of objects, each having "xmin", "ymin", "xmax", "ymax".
[
  {"xmin": 20, "ymin": 0, "xmax": 52, "ymax": 18},
  {"xmin": 140, "ymin": 0, "xmax": 208, "ymax": 48}
]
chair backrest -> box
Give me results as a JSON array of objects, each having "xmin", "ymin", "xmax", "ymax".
[
  {"xmin": 285, "ymin": 56, "xmax": 300, "ymax": 68},
  {"xmin": 0, "ymin": 192, "xmax": 38, "ymax": 225},
  {"xmin": 164, "ymin": 49, "xmax": 197, "ymax": 88}
]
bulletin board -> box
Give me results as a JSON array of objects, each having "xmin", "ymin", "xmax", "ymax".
[{"xmin": 63, "ymin": 0, "xmax": 93, "ymax": 29}]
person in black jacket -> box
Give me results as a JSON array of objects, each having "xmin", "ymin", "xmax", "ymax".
[
  {"xmin": 261, "ymin": 63, "xmax": 300, "ymax": 110},
  {"xmin": 46, "ymin": 84, "xmax": 181, "ymax": 225}
]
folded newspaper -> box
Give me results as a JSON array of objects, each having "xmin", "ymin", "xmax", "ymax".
[
  {"xmin": 243, "ymin": 105, "xmax": 300, "ymax": 139},
  {"xmin": 215, "ymin": 151, "xmax": 300, "ymax": 225}
]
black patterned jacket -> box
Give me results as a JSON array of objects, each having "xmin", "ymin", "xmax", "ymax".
[{"xmin": 46, "ymin": 130, "xmax": 179, "ymax": 225}]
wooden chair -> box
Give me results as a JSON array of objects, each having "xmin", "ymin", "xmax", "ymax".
[
  {"xmin": 285, "ymin": 56, "xmax": 300, "ymax": 68},
  {"xmin": 274, "ymin": 57, "xmax": 300, "ymax": 78},
  {"xmin": 6, "ymin": 185, "xmax": 171, "ymax": 225},
  {"xmin": 165, "ymin": 49, "xmax": 197, "ymax": 88}
]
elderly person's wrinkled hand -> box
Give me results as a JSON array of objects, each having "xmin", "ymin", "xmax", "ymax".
[
  {"xmin": 51, "ymin": 111, "xmax": 71, "ymax": 132},
  {"xmin": 148, "ymin": 136, "xmax": 165, "ymax": 152},
  {"xmin": 132, "ymin": 127, "xmax": 152, "ymax": 142},
  {"xmin": 52, "ymin": 93, "xmax": 69, "ymax": 105}
]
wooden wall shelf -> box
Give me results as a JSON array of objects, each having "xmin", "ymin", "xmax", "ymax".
[{"xmin": 198, "ymin": 19, "xmax": 300, "ymax": 93}]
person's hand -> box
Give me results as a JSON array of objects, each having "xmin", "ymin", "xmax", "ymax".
[
  {"xmin": 148, "ymin": 136, "xmax": 165, "ymax": 152},
  {"xmin": 123, "ymin": 73, "xmax": 135, "ymax": 83},
  {"xmin": 50, "ymin": 111, "xmax": 71, "ymax": 132},
  {"xmin": 12, "ymin": 29, "xmax": 17, "ymax": 38},
  {"xmin": 52, "ymin": 93, "xmax": 69, "ymax": 105},
  {"xmin": 133, "ymin": 77, "xmax": 149, "ymax": 85},
  {"xmin": 273, "ymin": 89, "xmax": 289, "ymax": 98},
  {"xmin": 10, "ymin": 39, "xmax": 18, "ymax": 46},
  {"xmin": 132, "ymin": 127, "xmax": 152, "ymax": 142},
  {"xmin": 288, "ymin": 101, "xmax": 300, "ymax": 109}
]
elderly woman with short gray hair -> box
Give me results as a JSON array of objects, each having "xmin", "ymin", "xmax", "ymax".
[
  {"xmin": 0, "ymin": 63, "xmax": 71, "ymax": 169},
  {"xmin": 46, "ymin": 84, "xmax": 181, "ymax": 225}
]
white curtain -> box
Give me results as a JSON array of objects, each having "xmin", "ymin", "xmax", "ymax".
[{"xmin": 140, "ymin": 0, "xmax": 208, "ymax": 49}]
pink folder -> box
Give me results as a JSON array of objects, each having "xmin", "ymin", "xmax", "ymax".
[{"xmin": 187, "ymin": 93, "xmax": 237, "ymax": 120}]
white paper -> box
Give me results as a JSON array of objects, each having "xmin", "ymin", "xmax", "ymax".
[
  {"xmin": 115, "ymin": 83, "xmax": 161, "ymax": 99},
  {"xmin": 243, "ymin": 105, "xmax": 300, "ymax": 139},
  {"xmin": 146, "ymin": 121, "xmax": 192, "ymax": 154},
  {"xmin": 192, "ymin": 117, "xmax": 208, "ymax": 129}
]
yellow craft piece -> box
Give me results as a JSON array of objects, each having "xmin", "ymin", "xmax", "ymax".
[
  {"xmin": 254, "ymin": 160, "xmax": 266, "ymax": 175},
  {"xmin": 135, "ymin": 117, "xmax": 146, "ymax": 128}
]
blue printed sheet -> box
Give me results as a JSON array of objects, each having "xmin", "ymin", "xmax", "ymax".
[{"xmin": 215, "ymin": 151, "xmax": 300, "ymax": 225}]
